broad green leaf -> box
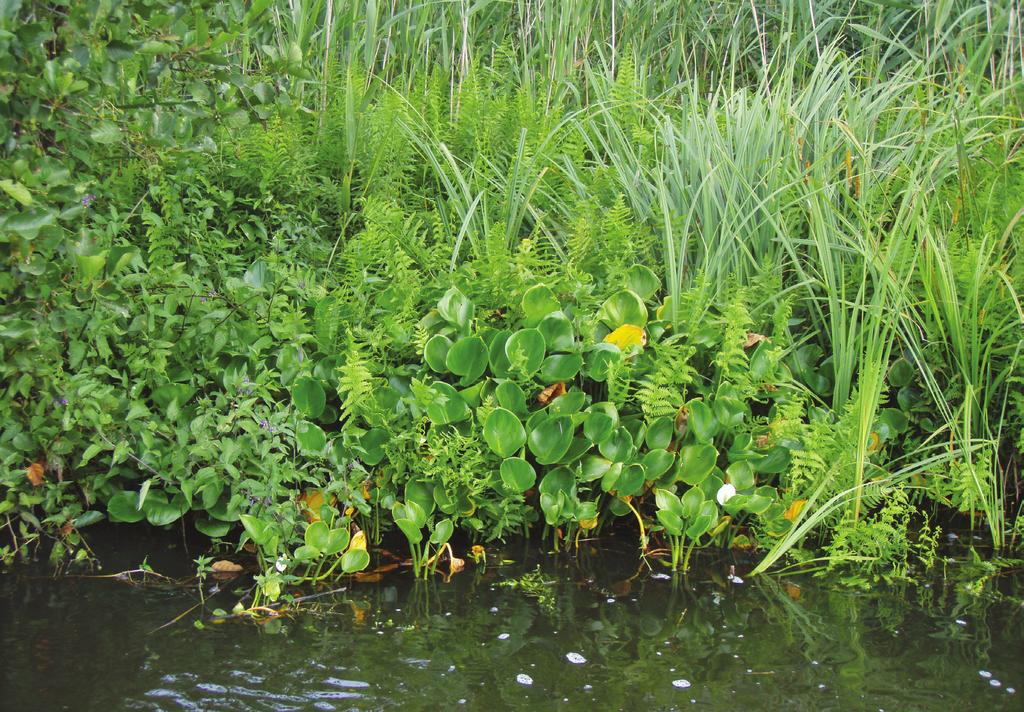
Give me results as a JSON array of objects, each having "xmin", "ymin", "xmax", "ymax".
[
  {"xmin": 0, "ymin": 180, "xmax": 31, "ymax": 206},
  {"xmin": 528, "ymin": 415, "xmax": 574, "ymax": 464},
  {"xmin": 522, "ymin": 284, "xmax": 560, "ymax": 326},
  {"xmin": 500, "ymin": 457, "xmax": 536, "ymax": 492},
  {"xmin": 597, "ymin": 289, "xmax": 648, "ymax": 328},
  {"xmin": 625, "ymin": 265, "xmax": 660, "ymax": 299},
  {"xmin": 430, "ymin": 518, "xmax": 454, "ymax": 545},
  {"xmin": 483, "ymin": 408, "xmax": 527, "ymax": 458},
  {"xmin": 305, "ymin": 520, "xmax": 330, "ymax": 550},
  {"xmin": 106, "ymin": 490, "xmax": 145, "ymax": 523},
  {"xmin": 292, "ymin": 377, "xmax": 326, "ymax": 419},
  {"xmin": 505, "ymin": 328, "xmax": 546, "ymax": 376},
  {"xmin": 424, "ymin": 334, "xmax": 452, "ymax": 373},
  {"xmin": 538, "ymin": 312, "xmax": 574, "ymax": 352},
  {"xmin": 341, "ymin": 548, "xmax": 370, "ymax": 573},
  {"xmin": 446, "ymin": 335, "xmax": 488, "ymax": 385},
  {"xmin": 677, "ymin": 444, "xmax": 718, "ymax": 485},
  {"xmin": 296, "ymin": 421, "xmax": 327, "ymax": 453},
  {"xmin": 90, "ymin": 121, "xmax": 122, "ymax": 144},
  {"xmin": 538, "ymin": 353, "xmax": 583, "ymax": 383},
  {"xmin": 645, "ymin": 417, "xmax": 674, "ymax": 450},
  {"xmin": 687, "ymin": 400, "xmax": 718, "ymax": 443},
  {"xmin": 495, "ymin": 380, "xmax": 527, "ymax": 414}
]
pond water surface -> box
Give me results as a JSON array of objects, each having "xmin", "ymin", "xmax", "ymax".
[{"xmin": 1, "ymin": 528, "xmax": 1022, "ymax": 711}]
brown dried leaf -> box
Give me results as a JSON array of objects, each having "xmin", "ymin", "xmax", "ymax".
[
  {"xmin": 26, "ymin": 462, "xmax": 44, "ymax": 487},
  {"xmin": 743, "ymin": 332, "xmax": 768, "ymax": 349},
  {"xmin": 536, "ymin": 381, "xmax": 566, "ymax": 405},
  {"xmin": 211, "ymin": 560, "xmax": 244, "ymax": 573}
]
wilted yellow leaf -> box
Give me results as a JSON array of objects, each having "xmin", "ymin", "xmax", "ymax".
[
  {"xmin": 867, "ymin": 431, "xmax": 882, "ymax": 452},
  {"xmin": 211, "ymin": 560, "xmax": 244, "ymax": 573},
  {"xmin": 449, "ymin": 556, "xmax": 465, "ymax": 573},
  {"xmin": 783, "ymin": 499, "xmax": 807, "ymax": 522},
  {"xmin": 604, "ymin": 324, "xmax": 647, "ymax": 350},
  {"xmin": 349, "ymin": 529, "xmax": 367, "ymax": 552},
  {"xmin": 26, "ymin": 462, "xmax": 44, "ymax": 487},
  {"xmin": 579, "ymin": 517, "xmax": 598, "ymax": 530}
]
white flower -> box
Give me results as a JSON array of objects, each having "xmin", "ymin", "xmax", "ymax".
[
  {"xmin": 275, "ymin": 556, "xmax": 288, "ymax": 573},
  {"xmin": 716, "ymin": 483, "xmax": 737, "ymax": 505}
]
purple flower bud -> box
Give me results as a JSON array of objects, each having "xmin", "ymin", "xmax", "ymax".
[{"xmin": 81, "ymin": 193, "xmax": 96, "ymax": 208}]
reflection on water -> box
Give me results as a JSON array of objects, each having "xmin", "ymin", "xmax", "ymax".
[{"xmin": 1, "ymin": 534, "xmax": 1021, "ymax": 711}]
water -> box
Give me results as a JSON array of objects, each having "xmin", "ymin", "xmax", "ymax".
[{"xmin": 1, "ymin": 529, "xmax": 1022, "ymax": 711}]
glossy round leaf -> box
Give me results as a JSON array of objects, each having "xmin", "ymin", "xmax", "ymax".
[
  {"xmin": 360, "ymin": 428, "xmax": 390, "ymax": 466},
  {"xmin": 446, "ymin": 335, "xmax": 488, "ymax": 385},
  {"xmin": 642, "ymin": 449, "xmax": 675, "ymax": 479},
  {"xmin": 341, "ymin": 548, "xmax": 370, "ymax": 573},
  {"xmin": 505, "ymin": 328, "xmax": 546, "ymax": 376},
  {"xmin": 580, "ymin": 456, "xmax": 613, "ymax": 482},
  {"xmin": 522, "ymin": 284, "xmax": 560, "ymax": 326},
  {"xmin": 614, "ymin": 463, "xmax": 646, "ymax": 497},
  {"xmin": 726, "ymin": 460, "xmax": 756, "ymax": 491},
  {"xmin": 584, "ymin": 343, "xmax": 622, "ymax": 382},
  {"xmin": 424, "ymin": 334, "xmax": 453, "ymax": 373},
  {"xmin": 677, "ymin": 444, "xmax": 718, "ymax": 485},
  {"xmin": 598, "ymin": 427, "xmax": 634, "ymax": 462},
  {"xmin": 539, "ymin": 353, "xmax": 583, "ymax": 383},
  {"xmin": 483, "ymin": 408, "xmax": 527, "ymax": 458},
  {"xmin": 495, "ymin": 380, "xmax": 527, "ymax": 414},
  {"xmin": 645, "ymin": 417, "xmax": 674, "ymax": 450},
  {"xmin": 538, "ymin": 312, "xmax": 574, "ymax": 352},
  {"xmin": 528, "ymin": 415, "xmax": 574, "ymax": 464},
  {"xmin": 488, "ymin": 330, "xmax": 512, "ymax": 377},
  {"xmin": 296, "ymin": 420, "xmax": 327, "ymax": 453},
  {"xmin": 539, "ymin": 466, "xmax": 576, "ymax": 496},
  {"xmin": 430, "ymin": 518, "xmax": 454, "ymax": 545},
  {"xmin": 425, "ymin": 382, "xmax": 470, "ymax": 425},
  {"xmin": 305, "ymin": 520, "xmax": 331, "ymax": 550},
  {"xmin": 687, "ymin": 400, "xmax": 719, "ymax": 443},
  {"xmin": 597, "ymin": 289, "xmax": 648, "ymax": 328},
  {"xmin": 292, "ymin": 377, "xmax": 326, "ymax": 419},
  {"xmin": 107, "ymin": 490, "xmax": 145, "ymax": 523},
  {"xmin": 584, "ymin": 403, "xmax": 619, "ymax": 443},
  {"xmin": 657, "ymin": 509, "xmax": 684, "ymax": 536},
  {"xmin": 500, "ymin": 457, "xmax": 536, "ymax": 492},
  {"xmin": 548, "ymin": 389, "xmax": 587, "ymax": 414},
  {"xmin": 625, "ymin": 264, "xmax": 661, "ymax": 299}
]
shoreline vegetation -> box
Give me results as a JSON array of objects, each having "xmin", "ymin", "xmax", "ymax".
[{"xmin": 2, "ymin": 1, "xmax": 1023, "ymax": 602}]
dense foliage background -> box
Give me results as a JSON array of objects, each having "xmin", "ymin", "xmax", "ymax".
[{"xmin": 2, "ymin": 1, "xmax": 1022, "ymax": 591}]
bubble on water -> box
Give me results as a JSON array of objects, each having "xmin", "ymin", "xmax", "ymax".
[
  {"xmin": 955, "ymin": 619, "xmax": 968, "ymax": 626},
  {"xmin": 583, "ymin": 685, "xmax": 593, "ymax": 691},
  {"xmin": 672, "ymin": 679, "xmax": 692, "ymax": 689},
  {"xmin": 607, "ymin": 597, "xmax": 616, "ymax": 603},
  {"xmin": 980, "ymin": 671, "xmax": 993, "ymax": 678},
  {"xmin": 516, "ymin": 674, "xmax": 533, "ymax": 686},
  {"xmin": 818, "ymin": 684, "xmax": 826, "ymax": 689},
  {"xmin": 990, "ymin": 680, "xmax": 1002, "ymax": 688},
  {"xmin": 566, "ymin": 652, "xmax": 587, "ymax": 664},
  {"xmin": 1006, "ymin": 688, "xmax": 1015, "ymax": 694},
  {"xmin": 498, "ymin": 633, "xmax": 510, "ymax": 640},
  {"xmin": 448, "ymin": 665, "xmax": 456, "ymax": 673},
  {"xmin": 490, "ymin": 607, "xmax": 499, "ymax": 613},
  {"xmin": 650, "ymin": 573, "xmax": 671, "ymax": 580},
  {"xmin": 458, "ymin": 700, "xmax": 466, "ymax": 705}
]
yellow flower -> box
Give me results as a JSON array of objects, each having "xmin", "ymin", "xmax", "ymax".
[{"xmin": 604, "ymin": 324, "xmax": 646, "ymax": 350}]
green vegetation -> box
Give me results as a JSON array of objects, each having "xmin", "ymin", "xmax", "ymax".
[{"xmin": 2, "ymin": 1, "xmax": 1023, "ymax": 598}]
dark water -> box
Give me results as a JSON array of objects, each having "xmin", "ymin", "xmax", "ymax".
[{"xmin": 1, "ymin": 529, "xmax": 1022, "ymax": 711}]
